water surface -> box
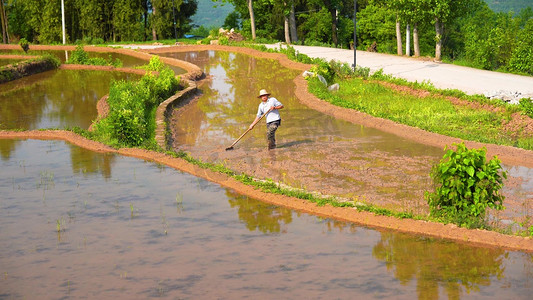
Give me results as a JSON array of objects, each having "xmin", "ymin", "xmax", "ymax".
[
  {"xmin": 0, "ymin": 69, "xmax": 140, "ymax": 130},
  {"xmin": 160, "ymin": 50, "xmax": 533, "ymax": 223},
  {"xmin": 0, "ymin": 139, "xmax": 531, "ymax": 299}
]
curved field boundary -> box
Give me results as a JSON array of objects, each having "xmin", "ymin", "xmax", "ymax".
[
  {"xmin": 0, "ymin": 44, "xmax": 203, "ymax": 81},
  {"xmin": 1, "ymin": 129, "xmax": 532, "ymax": 252},
  {"xmin": 0, "ymin": 56, "xmax": 58, "ymax": 83},
  {"xmin": 1, "ymin": 44, "xmax": 532, "ymax": 251},
  {"xmin": 146, "ymin": 45, "xmax": 533, "ymax": 168},
  {"xmin": 0, "ymin": 54, "xmax": 39, "ymax": 59}
]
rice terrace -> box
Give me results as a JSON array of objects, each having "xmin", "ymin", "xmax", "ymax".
[{"xmin": 1, "ymin": 0, "xmax": 533, "ymax": 298}]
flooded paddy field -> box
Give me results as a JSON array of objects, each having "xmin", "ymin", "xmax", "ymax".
[
  {"xmin": 0, "ymin": 139, "xmax": 531, "ymax": 299},
  {"xmin": 1, "ymin": 45, "xmax": 533, "ymax": 298},
  {"xmin": 161, "ymin": 50, "xmax": 533, "ymax": 227},
  {"xmin": 0, "ymin": 69, "xmax": 140, "ymax": 130},
  {"xmin": 0, "ymin": 49, "xmax": 187, "ymax": 75}
]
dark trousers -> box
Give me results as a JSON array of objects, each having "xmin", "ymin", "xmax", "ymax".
[{"xmin": 266, "ymin": 120, "xmax": 281, "ymax": 149}]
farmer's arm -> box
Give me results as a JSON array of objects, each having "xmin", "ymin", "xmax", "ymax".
[
  {"xmin": 249, "ymin": 115, "xmax": 261, "ymax": 129},
  {"xmin": 268, "ymin": 99, "xmax": 284, "ymax": 112},
  {"xmin": 268, "ymin": 104, "xmax": 283, "ymax": 111},
  {"xmin": 249, "ymin": 106, "xmax": 264, "ymax": 129}
]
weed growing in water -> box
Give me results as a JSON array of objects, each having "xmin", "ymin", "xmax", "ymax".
[
  {"xmin": 37, "ymin": 170, "xmax": 55, "ymax": 190},
  {"xmin": 176, "ymin": 192, "xmax": 183, "ymax": 213}
]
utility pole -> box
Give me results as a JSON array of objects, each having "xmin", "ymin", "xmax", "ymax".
[
  {"xmin": 172, "ymin": 0, "xmax": 178, "ymax": 42},
  {"xmin": 353, "ymin": 0, "xmax": 357, "ymax": 71},
  {"xmin": 61, "ymin": 0, "xmax": 66, "ymax": 44}
]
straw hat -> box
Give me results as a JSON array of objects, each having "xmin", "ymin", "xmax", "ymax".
[{"xmin": 258, "ymin": 89, "xmax": 270, "ymax": 98}]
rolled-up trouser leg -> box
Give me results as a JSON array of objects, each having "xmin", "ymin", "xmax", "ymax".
[{"xmin": 267, "ymin": 121, "xmax": 279, "ymax": 149}]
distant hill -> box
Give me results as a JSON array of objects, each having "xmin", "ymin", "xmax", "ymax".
[
  {"xmin": 485, "ymin": 0, "xmax": 533, "ymax": 13},
  {"xmin": 191, "ymin": 0, "xmax": 235, "ymax": 28}
]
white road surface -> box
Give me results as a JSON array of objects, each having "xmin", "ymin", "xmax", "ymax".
[{"xmin": 264, "ymin": 44, "xmax": 533, "ymax": 99}]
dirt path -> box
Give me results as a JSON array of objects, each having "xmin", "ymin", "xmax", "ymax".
[{"xmin": 1, "ymin": 44, "xmax": 532, "ymax": 252}]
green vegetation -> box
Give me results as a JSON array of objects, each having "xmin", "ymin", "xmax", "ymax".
[
  {"xmin": 426, "ymin": 142, "xmax": 506, "ymax": 228},
  {"xmin": 4, "ymin": 0, "xmax": 197, "ymax": 43},
  {"xmin": 18, "ymin": 37, "xmax": 29, "ymax": 52},
  {"xmin": 66, "ymin": 45, "xmax": 122, "ymax": 67},
  {"xmin": 306, "ymin": 75, "xmax": 533, "ymax": 150},
  {"xmin": 91, "ymin": 56, "xmax": 179, "ymax": 147},
  {"xmin": 4, "ymin": 0, "xmax": 533, "ymax": 76},
  {"xmin": 0, "ymin": 54, "xmax": 60, "ymax": 83}
]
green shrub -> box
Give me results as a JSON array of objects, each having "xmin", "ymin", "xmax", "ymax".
[
  {"xmin": 309, "ymin": 61, "xmax": 335, "ymax": 84},
  {"xmin": 519, "ymin": 98, "xmax": 533, "ymax": 118},
  {"xmin": 19, "ymin": 38, "xmax": 30, "ymax": 53},
  {"xmin": 92, "ymin": 56, "xmax": 179, "ymax": 147},
  {"xmin": 67, "ymin": 45, "xmax": 122, "ymax": 67},
  {"xmin": 426, "ymin": 142, "xmax": 507, "ymax": 227},
  {"xmin": 218, "ymin": 36, "xmax": 229, "ymax": 45}
]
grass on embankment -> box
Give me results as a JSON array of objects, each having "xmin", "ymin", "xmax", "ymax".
[{"xmin": 308, "ymin": 76, "xmax": 533, "ymax": 150}]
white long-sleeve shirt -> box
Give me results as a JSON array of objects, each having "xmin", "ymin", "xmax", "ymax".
[{"xmin": 256, "ymin": 97, "xmax": 282, "ymax": 123}]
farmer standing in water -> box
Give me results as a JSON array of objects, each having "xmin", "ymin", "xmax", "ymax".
[{"xmin": 249, "ymin": 89, "xmax": 284, "ymax": 150}]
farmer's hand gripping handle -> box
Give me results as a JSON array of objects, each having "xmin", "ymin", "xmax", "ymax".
[{"xmin": 226, "ymin": 112, "xmax": 267, "ymax": 150}]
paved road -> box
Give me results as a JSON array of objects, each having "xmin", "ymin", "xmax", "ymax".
[{"xmin": 264, "ymin": 44, "xmax": 533, "ymax": 99}]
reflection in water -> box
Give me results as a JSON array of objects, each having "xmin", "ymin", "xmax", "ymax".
[
  {"xmin": 0, "ymin": 139, "xmax": 17, "ymax": 161},
  {"xmin": 373, "ymin": 232, "xmax": 508, "ymax": 299},
  {"xmin": 1, "ymin": 139, "xmax": 532, "ymax": 299},
  {"xmin": 68, "ymin": 144, "xmax": 116, "ymax": 178},
  {"xmin": 0, "ymin": 69, "xmax": 139, "ymax": 130},
  {"xmin": 227, "ymin": 189, "xmax": 292, "ymax": 233}
]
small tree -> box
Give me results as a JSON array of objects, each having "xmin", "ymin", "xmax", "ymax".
[
  {"xmin": 19, "ymin": 38, "xmax": 29, "ymax": 53},
  {"xmin": 426, "ymin": 142, "xmax": 507, "ymax": 227}
]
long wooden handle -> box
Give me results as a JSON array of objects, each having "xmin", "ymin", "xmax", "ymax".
[{"xmin": 228, "ymin": 112, "xmax": 267, "ymax": 148}]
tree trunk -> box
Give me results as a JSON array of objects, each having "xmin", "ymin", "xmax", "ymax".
[
  {"xmin": 284, "ymin": 14, "xmax": 290, "ymax": 44},
  {"xmin": 395, "ymin": 15, "xmax": 402, "ymax": 56},
  {"xmin": 405, "ymin": 24, "xmax": 410, "ymax": 56},
  {"xmin": 142, "ymin": 1, "xmax": 148, "ymax": 41},
  {"xmin": 152, "ymin": 5, "xmax": 157, "ymax": 41},
  {"xmin": 289, "ymin": 3, "xmax": 298, "ymax": 42},
  {"xmin": 330, "ymin": 9, "xmax": 338, "ymax": 47},
  {"xmin": 413, "ymin": 23, "xmax": 420, "ymax": 57},
  {"xmin": 434, "ymin": 18, "xmax": 443, "ymax": 61},
  {"xmin": 1, "ymin": 0, "xmax": 9, "ymax": 43},
  {"xmin": 248, "ymin": 0, "xmax": 256, "ymax": 40}
]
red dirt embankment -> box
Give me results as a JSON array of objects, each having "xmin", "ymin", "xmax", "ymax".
[{"xmin": 1, "ymin": 44, "xmax": 532, "ymax": 252}]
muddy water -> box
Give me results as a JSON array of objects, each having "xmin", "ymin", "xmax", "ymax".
[
  {"xmin": 0, "ymin": 139, "xmax": 531, "ymax": 299},
  {"xmin": 162, "ymin": 50, "xmax": 533, "ymax": 224},
  {"xmin": 162, "ymin": 51, "xmax": 444, "ymax": 211},
  {"xmin": 0, "ymin": 69, "xmax": 139, "ymax": 130}
]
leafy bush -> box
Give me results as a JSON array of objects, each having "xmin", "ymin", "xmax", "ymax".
[
  {"xmin": 67, "ymin": 45, "xmax": 122, "ymax": 67},
  {"xmin": 19, "ymin": 38, "xmax": 29, "ymax": 53},
  {"xmin": 309, "ymin": 61, "xmax": 335, "ymax": 84},
  {"xmin": 508, "ymin": 19, "xmax": 533, "ymax": 75},
  {"xmin": 519, "ymin": 98, "xmax": 533, "ymax": 117},
  {"xmin": 426, "ymin": 142, "xmax": 507, "ymax": 227},
  {"xmin": 93, "ymin": 56, "xmax": 179, "ymax": 147}
]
